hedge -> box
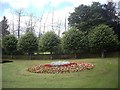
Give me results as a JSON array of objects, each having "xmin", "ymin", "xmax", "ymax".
[{"xmin": 2, "ymin": 52, "xmax": 119, "ymax": 60}]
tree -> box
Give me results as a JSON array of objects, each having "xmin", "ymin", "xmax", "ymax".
[
  {"xmin": 103, "ymin": 1, "xmax": 120, "ymax": 41},
  {"xmin": 2, "ymin": 35, "xmax": 17, "ymax": 58},
  {"xmin": 0, "ymin": 21, "xmax": 2, "ymax": 38},
  {"xmin": 62, "ymin": 28, "xmax": 85, "ymax": 58},
  {"xmin": 54, "ymin": 38, "xmax": 64, "ymax": 54},
  {"xmin": 68, "ymin": 2, "xmax": 120, "ymax": 40},
  {"xmin": 15, "ymin": 9, "xmax": 24, "ymax": 39},
  {"xmin": 68, "ymin": 2, "xmax": 105, "ymax": 33},
  {"xmin": 0, "ymin": 36, "xmax": 1, "ymax": 63},
  {"xmin": 88, "ymin": 24, "xmax": 119, "ymax": 58},
  {"xmin": 18, "ymin": 31, "xmax": 38, "ymax": 59},
  {"xmin": 1, "ymin": 16, "xmax": 10, "ymax": 37},
  {"xmin": 39, "ymin": 31, "xmax": 60, "ymax": 59},
  {"xmin": 25, "ymin": 13, "xmax": 37, "ymax": 33}
]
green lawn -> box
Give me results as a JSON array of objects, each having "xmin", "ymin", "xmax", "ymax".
[{"xmin": 2, "ymin": 58, "xmax": 118, "ymax": 88}]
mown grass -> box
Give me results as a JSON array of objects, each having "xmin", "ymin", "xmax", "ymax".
[{"xmin": 2, "ymin": 58, "xmax": 118, "ymax": 88}]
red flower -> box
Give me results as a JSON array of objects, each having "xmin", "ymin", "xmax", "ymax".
[{"xmin": 44, "ymin": 64, "xmax": 51, "ymax": 67}]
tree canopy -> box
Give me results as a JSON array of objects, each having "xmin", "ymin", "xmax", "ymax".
[
  {"xmin": 68, "ymin": 2, "xmax": 120, "ymax": 40},
  {"xmin": 18, "ymin": 31, "xmax": 38, "ymax": 59},
  {"xmin": 62, "ymin": 28, "xmax": 85, "ymax": 58},
  {"xmin": 2, "ymin": 35, "xmax": 17, "ymax": 58},
  {"xmin": 1, "ymin": 16, "xmax": 10, "ymax": 37},
  {"xmin": 39, "ymin": 31, "xmax": 60, "ymax": 59},
  {"xmin": 88, "ymin": 24, "xmax": 119, "ymax": 57},
  {"xmin": 68, "ymin": 2, "xmax": 105, "ymax": 32}
]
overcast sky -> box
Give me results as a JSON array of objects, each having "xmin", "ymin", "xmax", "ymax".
[{"xmin": 0, "ymin": 0, "xmax": 119, "ymax": 36}]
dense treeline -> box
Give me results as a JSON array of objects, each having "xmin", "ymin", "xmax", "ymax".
[
  {"xmin": 1, "ymin": 1, "xmax": 120, "ymax": 59},
  {"xmin": 2, "ymin": 24, "xmax": 119, "ymax": 59}
]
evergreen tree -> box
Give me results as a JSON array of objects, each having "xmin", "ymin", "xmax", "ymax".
[{"xmin": 1, "ymin": 16, "xmax": 10, "ymax": 37}]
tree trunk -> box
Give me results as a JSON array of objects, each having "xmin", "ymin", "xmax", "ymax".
[
  {"xmin": 74, "ymin": 53, "xmax": 77, "ymax": 59},
  {"xmin": 11, "ymin": 53, "xmax": 13, "ymax": 59},
  {"xmin": 50, "ymin": 52, "xmax": 53, "ymax": 60},
  {"xmin": 101, "ymin": 50, "xmax": 105, "ymax": 58},
  {"xmin": 29, "ymin": 53, "xmax": 32, "ymax": 60}
]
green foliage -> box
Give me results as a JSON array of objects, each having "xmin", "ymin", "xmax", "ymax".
[
  {"xmin": 39, "ymin": 31, "xmax": 60, "ymax": 54},
  {"xmin": 68, "ymin": 2, "xmax": 106, "ymax": 32},
  {"xmin": 18, "ymin": 31, "xmax": 38, "ymax": 55},
  {"xmin": 103, "ymin": 1, "xmax": 120, "ymax": 40},
  {"xmin": 2, "ymin": 35, "xmax": 17, "ymax": 55},
  {"xmin": 103, "ymin": 1, "xmax": 116, "ymax": 22},
  {"xmin": 68, "ymin": 2, "xmax": 120, "ymax": 40},
  {"xmin": 54, "ymin": 41, "xmax": 64, "ymax": 54},
  {"xmin": 1, "ymin": 16, "xmax": 10, "ymax": 37},
  {"xmin": 88, "ymin": 24, "xmax": 119, "ymax": 52},
  {"xmin": 62, "ymin": 28, "xmax": 85, "ymax": 54},
  {"xmin": 0, "ymin": 37, "xmax": 1, "ymax": 48}
]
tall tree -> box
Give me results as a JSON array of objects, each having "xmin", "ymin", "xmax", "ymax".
[
  {"xmin": 51, "ymin": 8, "xmax": 54, "ymax": 31},
  {"xmin": 15, "ymin": 9, "xmax": 24, "ymax": 39},
  {"xmin": 117, "ymin": 1, "xmax": 120, "ymax": 24},
  {"xmin": 2, "ymin": 35, "xmax": 17, "ymax": 58},
  {"xmin": 43, "ymin": 12, "xmax": 49, "ymax": 33},
  {"xmin": 68, "ymin": 2, "xmax": 105, "ymax": 33},
  {"xmin": 18, "ymin": 31, "xmax": 38, "ymax": 59},
  {"xmin": 25, "ymin": 14, "xmax": 37, "ymax": 33},
  {"xmin": 88, "ymin": 24, "xmax": 119, "ymax": 58},
  {"xmin": 1, "ymin": 16, "xmax": 10, "ymax": 37},
  {"xmin": 103, "ymin": 1, "xmax": 120, "ymax": 40},
  {"xmin": 38, "ymin": 11, "xmax": 44, "ymax": 37},
  {"xmin": 62, "ymin": 28, "xmax": 85, "ymax": 58},
  {"xmin": 103, "ymin": 1, "xmax": 116, "ymax": 22},
  {"xmin": 39, "ymin": 31, "xmax": 60, "ymax": 59},
  {"xmin": 12, "ymin": 14, "xmax": 15, "ymax": 35},
  {"xmin": 68, "ymin": 1, "xmax": 120, "ymax": 40}
]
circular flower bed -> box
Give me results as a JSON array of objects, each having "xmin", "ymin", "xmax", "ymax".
[{"xmin": 27, "ymin": 61, "xmax": 95, "ymax": 74}]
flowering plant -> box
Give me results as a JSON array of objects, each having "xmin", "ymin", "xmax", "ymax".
[{"xmin": 27, "ymin": 61, "xmax": 95, "ymax": 74}]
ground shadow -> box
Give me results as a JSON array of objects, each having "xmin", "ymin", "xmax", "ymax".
[{"xmin": 1, "ymin": 60, "xmax": 13, "ymax": 63}]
